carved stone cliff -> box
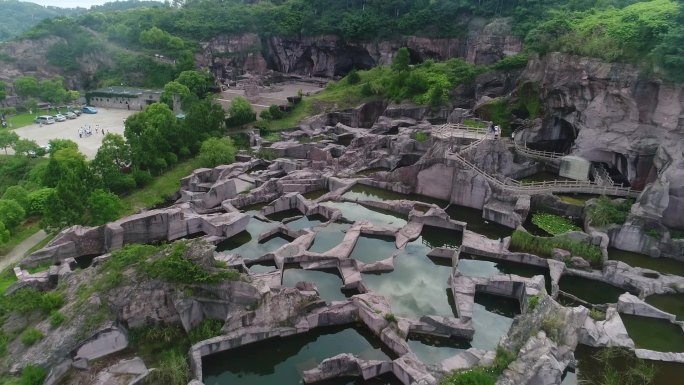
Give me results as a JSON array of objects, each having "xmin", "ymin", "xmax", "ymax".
[{"xmin": 517, "ymin": 52, "xmax": 684, "ymax": 228}]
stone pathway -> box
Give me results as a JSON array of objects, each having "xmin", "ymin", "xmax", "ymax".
[{"xmin": 0, "ymin": 230, "xmax": 47, "ymax": 272}]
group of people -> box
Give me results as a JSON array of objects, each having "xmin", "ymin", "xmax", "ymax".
[
  {"xmin": 489, "ymin": 123, "xmax": 501, "ymax": 139},
  {"xmin": 79, "ymin": 124, "xmax": 105, "ymax": 138}
]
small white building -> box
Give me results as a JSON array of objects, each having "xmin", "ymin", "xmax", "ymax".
[
  {"xmin": 86, "ymin": 86, "xmax": 162, "ymax": 111},
  {"xmin": 559, "ymin": 155, "xmax": 592, "ymax": 181}
]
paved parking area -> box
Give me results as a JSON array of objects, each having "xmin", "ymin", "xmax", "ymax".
[{"xmin": 14, "ymin": 108, "xmax": 135, "ymax": 159}]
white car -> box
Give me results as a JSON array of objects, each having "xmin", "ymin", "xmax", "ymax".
[
  {"xmin": 65, "ymin": 111, "xmax": 77, "ymax": 119},
  {"xmin": 53, "ymin": 114, "xmax": 67, "ymax": 122}
]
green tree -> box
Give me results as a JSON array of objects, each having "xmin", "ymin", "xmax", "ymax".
[
  {"xmin": 159, "ymin": 81, "xmax": 193, "ymax": 110},
  {"xmin": 0, "ymin": 130, "xmax": 19, "ymax": 155},
  {"xmin": 2, "ymin": 185, "xmax": 30, "ymax": 211},
  {"xmin": 198, "ymin": 137, "xmax": 236, "ymax": 168},
  {"xmin": 23, "ymin": 98, "xmax": 38, "ymax": 114},
  {"xmin": 183, "ymin": 99, "xmax": 225, "ymax": 145},
  {"xmin": 43, "ymin": 146, "xmax": 90, "ymax": 188},
  {"xmin": 39, "ymin": 77, "xmax": 68, "ymax": 105},
  {"xmin": 0, "ymin": 80, "xmax": 7, "ymax": 104},
  {"xmin": 226, "ymin": 96, "xmax": 255, "ymax": 127},
  {"xmin": 47, "ymin": 139, "xmax": 78, "ymax": 156},
  {"xmin": 124, "ymin": 103, "xmax": 176, "ymax": 173},
  {"xmin": 176, "ymin": 70, "xmax": 214, "ymax": 99},
  {"xmin": 392, "ymin": 47, "xmax": 411, "ymax": 72},
  {"xmin": 27, "ymin": 188, "xmax": 54, "ymax": 217},
  {"xmin": 87, "ymin": 189, "xmax": 124, "ymax": 225},
  {"xmin": 42, "ymin": 169, "xmax": 88, "ymax": 230},
  {"xmin": 92, "ymin": 134, "xmax": 135, "ymax": 193},
  {"xmin": 13, "ymin": 76, "xmax": 39, "ymax": 99},
  {"xmin": 0, "ymin": 198, "xmax": 25, "ymax": 230},
  {"xmin": 12, "ymin": 139, "xmax": 39, "ymax": 157},
  {"xmin": 0, "ymin": 221, "xmax": 9, "ymax": 245}
]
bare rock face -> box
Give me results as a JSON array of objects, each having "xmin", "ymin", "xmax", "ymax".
[
  {"xmin": 519, "ymin": 52, "xmax": 684, "ymax": 227},
  {"xmin": 199, "ymin": 19, "xmax": 522, "ymax": 79}
]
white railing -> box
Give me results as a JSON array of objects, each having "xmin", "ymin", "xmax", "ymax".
[{"xmin": 513, "ymin": 140, "xmax": 566, "ymax": 160}]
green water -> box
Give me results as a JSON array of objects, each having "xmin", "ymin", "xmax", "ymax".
[
  {"xmin": 309, "ymin": 223, "xmax": 351, "ymax": 253},
  {"xmin": 458, "ymin": 254, "xmax": 552, "ymax": 293},
  {"xmin": 574, "ymin": 344, "xmax": 684, "ymax": 385},
  {"xmin": 471, "ymin": 292, "xmax": 518, "ymax": 350},
  {"xmin": 354, "ymin": 168, "xmax": 390, "ymax": 177},
  {"xmin": 608, "ymin": 248, "xmax": 684, "ymax": 276},
  {"xmin": 361, "ymin": 238, "xmax": 455, "ymax": 318},
  {"xmin": 645, "ymin": 294, "xmax": 684, "ymax": 321},
  {"xmin": 202, "ymin": 326, "xmax": 394, "ymax": 385},
  {"xmin": 421, "ymin": 225, "xmax": 462, "ymax": 249},
  {"xmin": 302, "ymin": 189, "xmax": 329, "ymax": 200},
  {"xmin": 621, "ymin": 314, "xmax": 684, "ymax": 352},
  {"xmin": 341, "ymin": 185, "xmax": 447, "ymax": 207},
  {"xmin": 267, "ymin": 208, "xmax": 304, "ymax": 222},
  {"xmin": 282, "ymin": 269, "xmax": 347, "ymax": 301},
  {"xmin": 285, "ymin": 214, "xmax": 327, "ymax": 231},
  {"xmin": 324, "ymin": 202, "xmax": 408, "ymax": 227},
  {"xmin": 558, "ymin": 276, "xmax": 627, "ymax": 304},
  {"xmin": 215, "ymin": 216, "xmax": 287, "ymax": 257},
  {"xmin": 349, "ymin": 235, "xmax": 397, "ymax": 264},
  {"xmin": 407, "ymin": 335, "xmax": 469, "ymax": 366},
  {"xmin": 248, "ymin": 262, "xmax": 277, "ymax": 274},
  {"xmin": 446, "ymin": 205, "xmax": 512, "ymax": 240}
]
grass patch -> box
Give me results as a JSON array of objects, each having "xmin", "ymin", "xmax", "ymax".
[
  {"xmin": 531, "ymin": 213, "xmax": 581, "ymax": 235},
  {"xmin": 0, "ymin": 219, "xmax": 41, "ymax": 256},
  {"xmin": 121, "ymin": 157, "xmax": 201, "ymax": 215},
  {"xmin": 414, "ymin": 132, "xmax": 430, "ymax": 142},
  {"xmin": 143, "ymin": 241, "xmax": 239, "ymax": 284},
  {"xmin": 0, "ymin": 268, "xmax": 17, "ymax": 295},
  {"xmin": 440, "ymin": 346, "xmax": 515, "ymax": 384},
  {"xmin": 510, "ymin": 230, "xmax": 602, "ymax": 267},
  {"xmin": 129, "ymin": 324, "xmax": 191, "ymax": 385},
  {"xmin": 188, "ymin": 319, "xmax": 223, "ymax": 343},
  {"xmin": 586, "ymin": 196, "xmax": 633, "ymax": 227},
  {"xmin": 558, "ymin": 194, "xmax": 595, "ymax": 205},
  {"xmin": 20, "ymin": 328, "xmax": 44, "ymax": 346},
  {"xmin": 589, "ymin": 308, "xmax": 606, "ymax": 321},
  {"xmin": 463, "ymin": 119, "xmax": 488, "ymax": 128},
  {"xmin": 6, "ymin": 111, "xmax": 51, "ymax": 129}
]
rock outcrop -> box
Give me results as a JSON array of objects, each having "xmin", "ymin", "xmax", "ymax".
[{"xmin": 518, "ymin": 52, "xmax": 684, "ymax": 228}]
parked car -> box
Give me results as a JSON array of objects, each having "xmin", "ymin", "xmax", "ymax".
[
  {"xmin": 65, "ymin": 111, "xmax": 77, "ymax": 119},
  {"xmin": 53, "ymin": 114, "xmax": 67, "ymax": 122},
  {"xmin": 70, "ymin": 109, "xmax": 82, "ymax": 116},
  {"xmin": 35, "ymin": 115, "xmax": 55, "ymax": 125},
  {"xmin": 81, "ymin": 106, "xmax": 98, "ymax": 114}
]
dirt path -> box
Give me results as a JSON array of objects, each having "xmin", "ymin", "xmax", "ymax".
[{"xmin": 0, "ymin": 230, "xmax": 47, "ymax": 271}]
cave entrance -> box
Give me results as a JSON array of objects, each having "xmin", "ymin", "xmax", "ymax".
[{"xmin": 528, "ymin": 117, "xmax": 577, "ymax": 153}]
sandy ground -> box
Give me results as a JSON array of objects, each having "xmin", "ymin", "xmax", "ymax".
[
  {"xmin": 14, "ymin": 108, "xmax": 135, "ymax": 159},
  {"xmin": 216, "ymin": 81, "xmax": 324, "ymax": 113}
]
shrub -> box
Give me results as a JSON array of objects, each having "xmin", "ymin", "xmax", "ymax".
[
  {"xmin": 586, "ymin": 196, "xmax": 633, "ymax": 227},
  {"xmin": 414, "ymin": 132, "xmax": 430, "ymax": 142},
  {"xmin": 142, "ymin": 242, "xmax": 239, "ymax": 284},
  {"xmin": 198, "ymin": 137, "xmax": 236, "ymax": 168},
  {"xmin": 527, "ymin": 294, "xmax": 540, "ymax": 311},
  {"xmin": 259, "ymin": 109, "xmax": 272, "ymax": 120},
  {"xmin": 0, "ymin": 199, "xmax": 25, "ymax": 230},
  {"xmin": 188, "ymin": 319, "xmax": 223, "ymax": 343},
  {"xmin": 509, "ymin": 230, "xmax": 602, "ymax": 266},
  {"xmin": 384, "ymin": 313, "xmax": 397, "ymax": 323},
  {"xmin": 143, "ymin": 349, "xmax": 191, "ymax": 385},
  {"xmin": 0, "ymin": 288, "xmax": 64, "ymax": 316},
  {"xmin": 21, "ymin": 364, "xmax": 46, "ymax": 385},
  {"xmin": 541, "ymin": 315, "xmax": 563, "ymax": 344},
  {"xmin": 226, "ymin": 96, "xmax": 256, "ymax": 127},
  {"xmin": 589, "ymin": 308, "xmax": 606, "ymax": 321},
  {"xmin": 346, "ymin": 68, "xmax": 361, "ymax": 84},
  {"xmin": 492, "ymin": 346, "xmax": 516, "ymax": 373},
  {"xmin": 440, "ymin": 367, "xmax": 495, "ymax": 385},
  {"xmin": 531, "ymin": 213, "xmax": 581, "ymax": 235},
  {"xmin": 2, "ymin": 186, "xmax": 30, "ymax": 211},
  {"xmin": 49, "ymin": 311, "xmax": 66, "ymax": 327},
  {"xmin": 132, "ymin": 168, "xmax": 153, "ymax": 187},
  {"xmin": 20, "ymin": 328, "xmax": 44, "ymax": 346}
]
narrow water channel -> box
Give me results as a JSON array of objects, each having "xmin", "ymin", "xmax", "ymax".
[
  {"xmin": 558, "ymin": 276, "xmax": 628, "ymax": 304},
  {"xmin": 282, "ymin": 268, "xmax": 347, "ymax": 301},
  {"xmin": 202, "ymin": 326, "xmax": 395, "ymax": 385},
  {"xmin": 608, "ymin": 248, "xmax": 684, "ymax": 276},
  {"xmin": 644, "ymin": 294, "xmax": 684, "ymax": 321},
  {"xmin": 324, "ymin": 202, "xmax": 408, "ymax": 227}
]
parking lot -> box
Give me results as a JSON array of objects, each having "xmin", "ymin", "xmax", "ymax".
[{"xmin": 14, "ymin": 108, "xmax": 135, "ymax": 159}]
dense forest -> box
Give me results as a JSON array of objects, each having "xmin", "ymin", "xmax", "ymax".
[
  {"xmin": 0, "ymin": 0, "xmax": 83, "ymax": 41},
  {"xmin": 13, "ymin": 0, "xmax": 683, "ymax": 82}
]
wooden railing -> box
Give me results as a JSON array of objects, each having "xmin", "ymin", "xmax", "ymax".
[
  {"xmin": 446, "ymin": 151, "xmax": 639, "ymax": 197},
  {"xmin": 513, "ymin": 140, "xmax": 566, "ymax": 160}
]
